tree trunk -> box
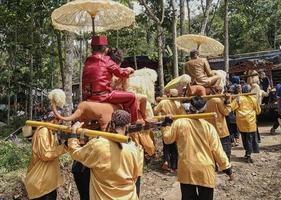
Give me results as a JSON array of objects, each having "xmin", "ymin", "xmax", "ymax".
[
  {"xmin": 224, "ymin": 0, "xmax": 229, "ymax": 73},
  {"xmin": 34, "ymin": 88, "xmax": 37, "ymax": 119},
  {"xmin": 56, "ymin": 31, "xmax": 65, "ymax": 88},
  {"xmin": 79, "ymin": 38, "xmax": 83, "ymax": 102},
  {"xmin": 157, "ymin": 25, "xmax": 165, "ymax": 95},
  {"xmin": 25, "ymin": 90, "xmax": 28, "ymax": 117},
  {"xmin": 171, "ymin": 0, "xmax": 179, "ymax": 77},
  {"xmin": 179, "ymin": 0, "xmax": 185, "ymax": 35},
  {"xmin": 14, "ymin": 94, "xmax": 18, "ymax": 114},
  {"xmin": 138, "ymin": 0, "xmax": 165, "ymax": 94},
  {"xmin": 29, "ymin": 50, "xmax": 33, "ymax": 119},
  {"xmin": 7, "ymin": 67, "xmax": 11, "ymax": 125},
  {"xmin": 51, "ymin": 35, "xmax": 54, "ymax": 89},
  {"xmin": 29, "ymin": 5, "xmax": 34, "ymax": 120},
  {"xmin": 116, "ymin": 30, "xmax": 119, "ymax": 48},
  {"xmin": 64, "ymin": 32, "xmax": 75, "ymax": 116},
  {"xmin": 180, "ymin": 0, "xmax": 185, "ymax": 74},
  {"xmin": 186, "ymin": 0, "xmax": 191, "ymax": 33},
  {"xmin": 133, "ymin": 53, "xmax": 138, "ymax": 69},
  {"xmin": 200, "ymin": 0, "xmax": 213, "ymax": 35}
]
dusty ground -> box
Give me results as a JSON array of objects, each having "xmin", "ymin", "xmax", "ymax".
[
  {"xmin": 160, "ymin": 125, "xmax": 281, "ymax": 200},
  {"xmin": 0, "ymin": 125, "xmax": 280, "ymax": 200}
]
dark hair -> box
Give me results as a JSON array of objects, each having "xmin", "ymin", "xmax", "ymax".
[
  {"xmin": 107, "ymin": 48, "xmax": 124, "ymax": 64},
  {"xmin": 106, "ymin": 110, "xmax": 131, "ymax": 149},
  {"xmin": 190, "ymin": 49, "xmax": 199, "ymax": 58},
  {"xmin": 190, "ymin": 96, "xmax": 206, "ymax": 113},
  {"xmin": 92, "ymin": 45, "xmax": 107, "ymax": 53},
  {"xmin": 242, "ymin": 84, "xmax": 251, "ymax": 93}
]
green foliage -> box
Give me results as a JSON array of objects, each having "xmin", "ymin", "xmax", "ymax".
[
  {"xmin": 0, "ymin": 140, "xmax": 31, "ymax": 173},
  {"xmin": 206, "ymin": 0, "xmax": 281, "ymax": 54}
]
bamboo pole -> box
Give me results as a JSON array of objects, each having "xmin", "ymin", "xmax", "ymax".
[
  {"xmin": 159, "ymin": 92, "xmax": 256, "ymax": 101},
  {"xmin": 154, "ymin": 112, "xmax": 217, "ymax": 120},
  {"xmin": 25, "ymin": 120, "xmax": 129, "ymax": 143}
]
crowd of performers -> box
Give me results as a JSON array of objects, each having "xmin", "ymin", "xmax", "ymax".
[{"xmin": 24, "ymin": 36, "xmax": 280, "ymax": 200}]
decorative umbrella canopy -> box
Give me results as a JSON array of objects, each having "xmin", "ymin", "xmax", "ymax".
[
  {"xmin": 176, "ymin": 34, "xmax": 224, "ymax": 56},
  {"xmin": 51, "ymin": 0, "xmax": 135, "ymax": 34},
  {"xmin": 164, "ymin": 74, "xmax": 191, "ymax": 92}
]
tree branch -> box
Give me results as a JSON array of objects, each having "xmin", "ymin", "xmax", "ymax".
[
  {"xmin": 201, "ymin": 0, "xmax": 206, "ymax": 16},
  {"xmin": 138, "ymin": 0, "xmax": 161, "ymax": 24},
  {"xmin": 159, "ymin": 0, "xmax": 165, "ymax": 24},
  {"xmin": 207, "ymin": 0, "xmax": 221, "ymax": 34},
  {"xmin": 200, "ymin": 0, "xmax": 213, "ymax": 35}
]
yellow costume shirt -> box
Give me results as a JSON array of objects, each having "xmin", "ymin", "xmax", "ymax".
[
  {"xmin": 205, "ymin": 98, "xmax": 231, "ymax": 138},
  {"xmin": 129, "ymin": 130, "xmax": 155, "ymax": 157},
  {"xmin": 154, "ymin": 99, "xmax": 186, "ymax": 116},
  {"xmin": 25, "ymin": 127, "xmax": 65, "ymax": 199},
  {"xmin": 185, "ymin": 57, "xmax": 214, "ymax": 87},
  {"xmin": 68, "ymin": 137, "xmax": 143, "ymax": 200},
  {"xmin": 163, "ymin": 118, "xmax": 230, "ymax": 188},
  {"xmin": 231, "ymin": 96, "xmax": 261, "ymax": 133}
]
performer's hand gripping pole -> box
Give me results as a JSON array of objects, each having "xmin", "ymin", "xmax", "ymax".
[{"xmin": 25, "ymin": 120, "xmax": 129, "ymax": 143}]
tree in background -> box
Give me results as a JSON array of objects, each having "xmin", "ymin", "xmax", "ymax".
[
  {"xmin": 224, "ymin": 0, "xmax": 229, "ymax": 73},
  {"xmin": 171, "ymin": 0, "xmax": 179, "ymax": 77},
  {"xmin": 200, "ymin": 0, "xmax": 213, "ymax": 35},
  {"xmin": 138, "ymin": 0, "xmax": 166, "ymax": 95}
]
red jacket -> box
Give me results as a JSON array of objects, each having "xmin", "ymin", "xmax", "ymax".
[{"xmin": 82, "ymin": 53, "xmax": 130, "ymax": 100}]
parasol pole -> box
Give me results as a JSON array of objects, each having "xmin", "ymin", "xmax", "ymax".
[
  {"xmin": 159, "ymin": 92, "xmax": 256, "ymax": 101},
  {"xmin": 92, "ymin": 17, "xmax": 95, "ymax": 35},
  {"xmin": 197, "ymin": 43, "xmax": 201, "ymax": 50},
  {"xmin": 25, "ymin": 120, "xmax": 129, "ymax": 143},
  {"xmin": 154, "ymin": 112, "xmax": 217, "ymax": 120}
]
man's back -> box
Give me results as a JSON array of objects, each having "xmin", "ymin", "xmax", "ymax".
[
  {"xmin": 186, "ymin": 58, "xmax": 204, "ymax": 76},
  {"xmin": 231, "ymin": 96, "xmax": 261, "ymax": 132},
  {"xmin": 26, "ymin": 127, "xmax": 65, "ymax": 199},
  {"xmin": 69, "ymin": 137, "xmax": 142, "ymax": 200},
  {"xmin": 83, "ymin": 53, "xmax": 115, "ymax": 94},
  {"xmin": 205, "ymin": 98, "xmax": 231, "ymax": 138},
  {"xmin": 163, "ymin": 118, "xmax": 230, "ymax": 188},
  {"xmin": 154, "ymin": 99, "xmax": 186, "ymax": 116}
]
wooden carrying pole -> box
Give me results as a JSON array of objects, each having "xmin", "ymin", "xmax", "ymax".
[
  {"xmin": 154, "ymin": 112, "xmax": 217, "ymax": 120},
  {"xmin": 25, "ymin": 120, "xmax": 129, "ymax": 143},
  {"xmin": 159, "ymin": 92, "xmax": 256, "ymax": 101}
]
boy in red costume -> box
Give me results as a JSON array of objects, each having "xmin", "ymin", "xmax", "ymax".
[{"xmin": 82, "ymin": 36, "xmax": 138, "ymax": 123}]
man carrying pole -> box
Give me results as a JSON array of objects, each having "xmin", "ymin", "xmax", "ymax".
[
  {"xmin": 162, "ymin": 96, "xmax": 234, "ymax": 200},
  {"xmin": 154, "ymin": 89, "xmax": 186, "ymax": 172},
  {"xmin": 204, "ymin": 86, "xmax": 232, "ymax": 161},
  {"xmin": 25, "ymin": 111, "xmax": 66, "ymax": 200},
  {"xmin": 231, "ymin": 84, "xmax": 261, "ymax": 163},
  {"xmin": 67, "ymin": 110, "xmax": 143, "ymax": 200}
]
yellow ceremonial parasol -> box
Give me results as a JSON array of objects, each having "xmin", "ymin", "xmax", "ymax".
[
  {"xmin": 176, "ymin": 34, "xmax": 224, "ymax": 56},
  {"xmin": 51, "ymin": 0, "xmax": 135, "ymax": 34}
]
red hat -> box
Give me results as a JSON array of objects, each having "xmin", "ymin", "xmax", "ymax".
[{"xmin": 91, "ymin": 36, "xmax": 108, "ymax": 46}]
